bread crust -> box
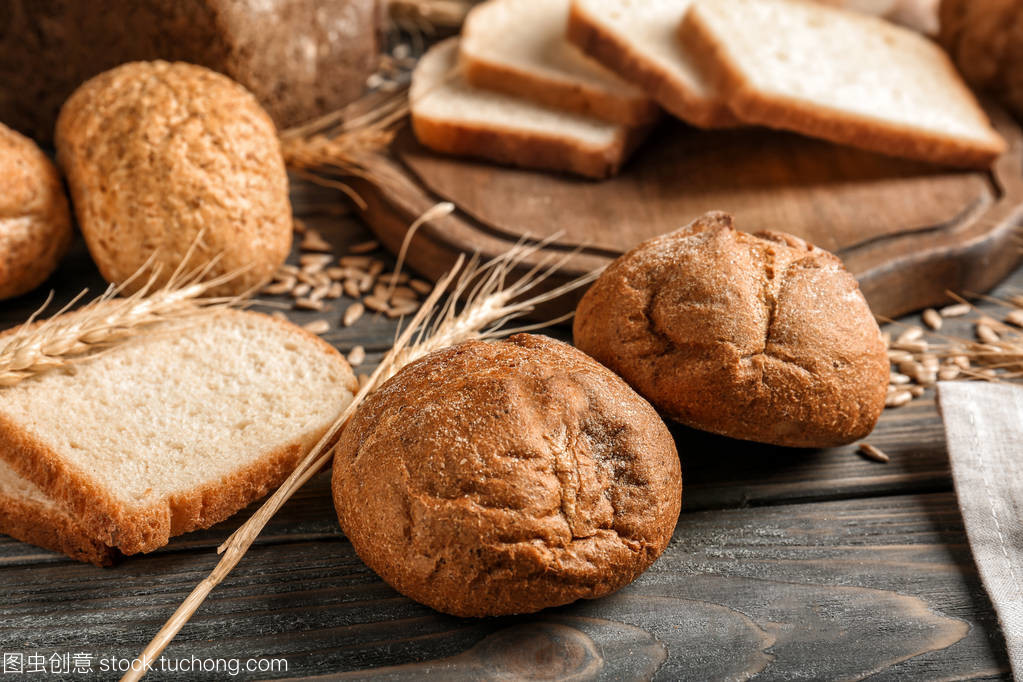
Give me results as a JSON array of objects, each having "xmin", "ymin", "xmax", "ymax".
[
  {"xmin": 573, "ymin": 211, "xmax": 889, "ymax": 449},
  {"xmin": 0, "ymin": 123, "xmax": 73, "ymax": 301},
  {"xmin": 459, "ymin": 2, "xmax": 661, "ymax": 126},
  {"xmin": 333, "ymin": 334, "xmax": 681, "ymax": 617},
  {"xmin": 411, "ymin": 113, "xmax": 649, "ymax": 180},
  {"xmin": 566, "ymin": 1, "xmax": 739, "ymax": 129},
  {"xmin": 0, "ymin": 310, "xmax": 357, "ymax": 556},
  {"xmin": 0, "ymin": 488, "xmax": 118, "ymax": 566},
  {"xmin": 55, "ymin": 60, "xmax": 292, "ymax": 297},
  {"xmin": 680, "ymin": 4, "xmax": 1006, "ymax": 167}
]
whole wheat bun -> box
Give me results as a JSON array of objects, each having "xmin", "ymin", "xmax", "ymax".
[
  {"xmin": 573, "ymin": 211, "xmax": 888, "ymax": 449},
  {"xmin": 332, "ymin": 334, "xmax": 682, "ymax": 617},
  {"xmin": 55, "ymin": 61, "xmax": 291, "ymax": 296},
  {"xmin": 0, "ymin": 122, "xmax": 72, "ymax": 300}
]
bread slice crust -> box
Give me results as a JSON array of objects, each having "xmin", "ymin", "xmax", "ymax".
[
  {"xmin": 679, "ymin": 0, "xmax": 1006, "ymax": 167},
  {"xmin": 412, "ymin": 39, "xmax": 651, "ymax": 179},
  {"xmin": 0, "ymin": 310, "xmax": 357, "ymax": 556},
  {"xmin": 565, "ymin": 0, "xmax": 738, "ymax": 129},
  {"xmin": 0, "ymin": 484, "xmax": 117, "ymax": 566},
  {"xmin": 459, "ymin": 0, "xmax": 660, "ymax": 125}
]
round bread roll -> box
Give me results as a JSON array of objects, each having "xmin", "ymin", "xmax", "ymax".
[
  {"xmin": 573, "ymin": 211, "xmax": 888, "ymax": 449},
  {"xmin": 55, "ymin": 61, "xmax": 291, "ymax": 296},
  {"xmin": 332, "ymin": 334, "xmax": 682, "ymax": 617},
  {"xmin": 940, "ymin": 0, "xmax": 1023, "ymax": 118},
  {"xmin": 0, "ymin": 122, "xmax": 72, "ymax": 300}
]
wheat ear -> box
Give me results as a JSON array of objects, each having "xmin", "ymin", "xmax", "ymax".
[
  {"xmin": 123, "ymin": 239, "xmax": 599, "ymax": 682},
  {"xmin": 0, "ymin": 254, "xmax": 248, "ymax": 388}
]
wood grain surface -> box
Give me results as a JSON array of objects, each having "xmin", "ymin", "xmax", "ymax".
[
  {"xmin": 0, "ymin": 181, "xmax": 1017, "ymax": 681},
  {"xmin": 352, "ymin": 104, "xmax": 1023, "ymax": 320}
]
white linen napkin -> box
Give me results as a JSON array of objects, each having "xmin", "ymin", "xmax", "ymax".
[{"xmin": 938, "ymin": 381, "xmax": 1023, "ymax": 678}]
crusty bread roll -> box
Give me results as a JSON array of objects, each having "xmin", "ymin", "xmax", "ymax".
[
  {"xmin": 940, "ymin": 0, "xmax": 1023, "ymax": 118},
  {"xmin": 573, "ymin": 212, "xmax": 888, "ymax": 449},
  {"xmin": 332, "ymin": 334, "xmax": 682, "ymax": 617},
  {"xmin": 56, "ymin": 61, "xmax": 291, "ymax": 296},
  {"xmin": 0, "ymin": 123, "xmax": 72, "ymax": 300}
]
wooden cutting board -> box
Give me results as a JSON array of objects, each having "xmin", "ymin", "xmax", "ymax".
[{"xmin": 351, "ymin": 105, "xmax": 1023, "ymax": 319}]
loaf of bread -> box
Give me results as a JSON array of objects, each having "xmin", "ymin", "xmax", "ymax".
[
  {"xmin": 0, "ymin": 0, "xmax": 380, "ymax": 143},
  {"xmin": 460, "ymin": 0, "xmax": 661, "ymax": 125},
  {"xmin": 0, "ymin": 123, "xmax": 72, "ymax": 300},
  {"xmin": 412, "ymin": 39, "xmax": 650, "ymax": 179},
  {"xmin": 0, "ymin": 310, "xmax": 357, "ymax": 557},
  {"xmin": 573, "ymin": 212, "xmax": 889, "ymax": 449},
  {"xmin": 56, "ymin": 61, "xmax": 292, "ymax": 296},
  {"xmin": 333, "ymin": 334, "xmax": 681, "ymax": 616},
  {"xmin": 680, "ymin": 0, "xmax": 1005, "ymax": 167},
  {"xmin": 940, "ymin": 0, "xmax": 1023, "ymax": 118}
]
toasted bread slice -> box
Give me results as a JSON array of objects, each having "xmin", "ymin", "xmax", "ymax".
[
  {"xmin": 0, "ymin": 457, "xmax": 117, "ymax": 566},
  {"xmin": 412, "ymin": 38, "xmax": 649, "ymax": 179},
  {"xmin": 460, "ymin": 0, "xmax": 660, "ymax": 125},
  {"xmin": 566, "ymin": 0, "xmax": 738, "ymax": 128},
  {"xmin": 680, "ymin": 0, "xmax": 1005, "ymax": 167},
  {"xmin": 0, "ymin": 310, "xmax": 356, "ymax": 556}
]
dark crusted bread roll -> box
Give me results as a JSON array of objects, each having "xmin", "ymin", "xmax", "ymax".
[
  {"xmin": 940, "ymin": 0, "xmax": 1023, "ymax": 118},
  {"xmin": 332, "ymin": 334, "xmax": 682, "ymax": 617},
  {"xmin": 573, "ymin": 211, "xmax": 888, "ymax": 449}
]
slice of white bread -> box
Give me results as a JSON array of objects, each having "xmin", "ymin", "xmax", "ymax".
[
  {"xmin": 0, "ymin": 309, "xmax": 357, "ymax": 557},
  {"xmin": 680, "ymin": 0, "xmax": 1006, "ymax": 167},
  {"xmin": 0, "ymin": 457, "xmax": 117, "ymax": 565},
  {"xmin": 411, "ymin": 38, "xmax": 650, "ymax": 179},
  {"xmin": 566, "ymin": 0, "xmax": 738, "ymax": 129},
  {"xmin": 459, "ymin": 0, "xmax": 661, "ymax": 126}
]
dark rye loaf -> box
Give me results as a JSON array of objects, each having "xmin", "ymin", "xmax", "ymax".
[{"xmin": 0, "ymin": 0, "xmax": 380, "ymax": 143}]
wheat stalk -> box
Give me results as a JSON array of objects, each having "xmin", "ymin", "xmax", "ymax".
[
  {"xmin": 0, "ymin": 255, "xmax": 246, "ymax": 388},
  {"xmin": 279, "ymin": 89, "xmax": 410, "ymax": 208},
  {"xmin": 123, "ymin": 238, "xmax": 599, "ymax": 681}
]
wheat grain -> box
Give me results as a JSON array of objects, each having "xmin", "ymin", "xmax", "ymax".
[{"xmin": 858, "ymin": 443, "xmax": 891, "ymax": 463}]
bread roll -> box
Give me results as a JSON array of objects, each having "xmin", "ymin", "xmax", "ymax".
[
  {"xmin": 0, "ymin": 0, "xmax": 380, "ymax": 143},
  {"xmin": 332, "ymin": 334, "xmax": 682, "ymax": 617},
  {"xmin": 0, "ymin": 122, "xmax": 72, "ymax": 300},
  {"xmin": 56, "ymin": 61, "xmax": 291, "ymax": 296},
  {"xmin": 940, "ymin": 0, "xmax": 1023, "ymax": 117},
  {"xmin": 573, "ymin": 212, "xmax": 889, "ymax": 449}
]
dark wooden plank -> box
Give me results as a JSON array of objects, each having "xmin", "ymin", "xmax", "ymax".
[{"xmin": 0, "ymin": 493, "xmax": 1008, "ymax": 680}]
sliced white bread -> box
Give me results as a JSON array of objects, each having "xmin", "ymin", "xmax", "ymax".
[
  {"xmin": 411, "ymin": 38, "xmax": 649, "ymax": 179},
  {"xmin": 0, "ymin": 457, "xmax": 116, "ymax": 565},
  {"xmin": 680, "ymin": 0, "xmax": 1006, "ymax": 167},
  {"xmin": 566, "ymin": 0, "xmax": 738, "ymax": 129},
  {"xmin": 459, "ymin": 0, "xmax": 661, "ymax": 126},
  {"xmin": 0, "ymin": 310, "xmax": 357, "ymax": 556}
]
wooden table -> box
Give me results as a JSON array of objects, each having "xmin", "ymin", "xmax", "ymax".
[{"xmin": 0, "ymin": 181, "xmax": 1016, "ymax": 680}]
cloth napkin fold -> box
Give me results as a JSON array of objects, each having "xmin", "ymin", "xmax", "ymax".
[{"xmin": 938, "ymin": 381, "xmax": 1023, "ymax": 678}]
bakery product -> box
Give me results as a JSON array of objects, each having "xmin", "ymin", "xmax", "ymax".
[
  {"xmin": 333, "ymin": 334, "xmax": 681, "ymax": 617},
  {"xmin": 460, "ymin": 0, "xmax": 661, "ymax": 125},
  {"xmin": 0, "ymin": 0, "xmax": 380, "ymax": 143},
  {"xmin": 0, "ymin": 310, "xmax": 357, "ymax": 556},
  {"xmin": 573, "ymin": 211, "xmax": 889, "ymax": 449},
  {"xmin": 0, "ymin": 458, "xmax": 117, "ymax": 566},
  {"xmin": 56, "ymin": 61, "xmax": 292, "ymax": 296},
  {"xmin": 940, "ymin": 0, "xmax": 1023, "ymax": 118},
  {"xmin": 680, "ymin": 0, "xmax": 1006, "ymax": 167},
  {"xmin": 412, "ymin": 39, "xmax": 649, "ymax": 179},
  {"xmin": 0, "ymin": 123, "xmax": 72, "ymax": 300},
  {"xmin": 566, "ymin": 0, "xmax": 738, "ymax": 128}
]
